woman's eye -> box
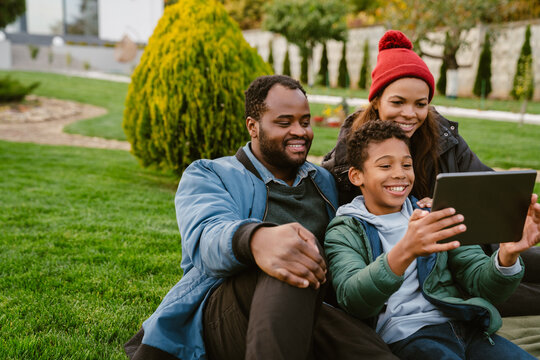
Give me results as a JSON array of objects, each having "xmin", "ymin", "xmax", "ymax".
[
  {"xmin": 417, "ymin": 103, "xmax": 427, "ymax": 107},
  {"xmin": 391, "ymin": 101, "xmax": 402, "ymax": 105}
]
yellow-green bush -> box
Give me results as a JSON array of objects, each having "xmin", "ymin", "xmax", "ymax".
[{"xmin": 123, "ymin": 0, "xmax": 272, "ymax": 175}]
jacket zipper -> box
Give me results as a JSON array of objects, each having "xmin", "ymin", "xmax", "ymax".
[{"xmin": 310, "ymin": 177, "xmax": 336, "ymax": 213}]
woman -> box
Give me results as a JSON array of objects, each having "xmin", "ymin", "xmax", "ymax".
[{"xmin": 322, "ymin": 29, "xmax": 540, "ymax": 317}]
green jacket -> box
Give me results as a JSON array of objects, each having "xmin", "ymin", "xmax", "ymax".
[{"xmin": 325, "ymin": 215, "xmax": 524, "ymax": 335}]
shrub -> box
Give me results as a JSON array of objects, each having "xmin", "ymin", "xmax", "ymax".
[
  {"xmin": 436, "ymin": 59, "xmax": 447, "ymax": 96},
  {"xmin": 316, "ymin": 43, "xmax": 329, "ymax": 87},
  {"xmin": 511, "ymin": 25, "xmax": 534, "ymax": 100},
  {"xmin": 300, "ymin": 49, "xmax": 308, "ymax": 84},
  {"xmin": 123, "ymin": 0, "xmax": 271, "ymax": 175},
  {"xmin": 268, "ymin": 40, "xmax": 274, "ymax": 71},
  {"xmin": 0, "ymin": 76, "xmax": 40, "ymax": 103},
  {"xmin": 473, "ymin": 32, "xmax": 492, "ymax": 98},
  {"xmin": 283, "ymin": 47, "xmax": 291, "ymax": 76},
  {"xmin": 358, "ymin": 39, "xmax": 370, "ymax": 89},
  {"xmin": 337, "ymin": 42, "xmax": 349, "ymax": 88}
]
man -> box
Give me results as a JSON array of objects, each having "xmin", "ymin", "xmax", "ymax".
[{"xmin": 125, "ymin": 75, "xmax": 397, "ymax": 360}]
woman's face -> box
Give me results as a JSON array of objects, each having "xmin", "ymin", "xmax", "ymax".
[{"xmin": 375, "ymin": 77, "xmax": 430, "ymax": 137}]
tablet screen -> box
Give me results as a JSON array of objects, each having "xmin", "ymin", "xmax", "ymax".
[{"xmin": 432, "ymin": 170, "xmax": 537, "ymax": 245}]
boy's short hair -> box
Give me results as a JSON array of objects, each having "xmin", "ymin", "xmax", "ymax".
[
  {"xmin": 245, "ymin": 75, "xmax": 306, "ymax": 121},
  {"xmin": 347, "ymin": 120, "xmax": 410, "ymax": 170}
]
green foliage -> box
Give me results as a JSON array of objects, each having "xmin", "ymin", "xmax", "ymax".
[
  {"xmin": 222, "ymin": 0, "xmax": 265, "ymax": 30},
  {"xmin": 268, "ymin": 40, "xmax": 274, "ymax": 71},
  {"xmin": 436, "ymin": 60, "xmax": 447, "ymax": 96},
  {"xmin": 0, "ymin": 75, "xmax": 39, "ymax": 103},
  {"xmin": 28, "ymin": 45, "xmax": 40, "ymax": 60},
  {"xmin": 123, "ymin": 0, "xmax": 271, "ymax": 175},
  {"xmin": 263, "ymin": 0, "xmax": 348, "ymax": 59},
  {"xmin": 316, "ymin": 43, "xmax": 329, "ymax": 87},
  {"xmin": 358, "ymin": 39, "xmax": 370, "ymax": 89},
  {"xmin": 337, "ymin": 42, "xmax": 349, "ymax": 88},
  {"xmin": 473, "ymin": 32, "xmax": 492, "ymax": 98},
  {"xmin": 511, "ymin": 25, "xmax": 534, "ymax": 100},
  {"xmin": 0, "ymin": 0, "xmax": 25, "ymax": 28},
  {"xmin": 300, "ymin": 49, "xmax": 308, "ymax": 84},
  {"xmin": 283, "ymin": 47, "xmax": 292, "ymax": 76}
]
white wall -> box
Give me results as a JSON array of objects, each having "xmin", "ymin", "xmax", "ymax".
[{"xmin": 98, "ymin": 0, "xmax": 163, "ymax": 42}]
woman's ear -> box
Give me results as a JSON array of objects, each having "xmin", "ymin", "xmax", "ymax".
[{"xmin": 349, "ymin": 167, "xmax": 364, "ymax": 187}]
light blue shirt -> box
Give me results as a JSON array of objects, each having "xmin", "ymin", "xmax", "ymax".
[{"xmin": 244, "ymin": 142, "xmax": 316, "ymax": 186}]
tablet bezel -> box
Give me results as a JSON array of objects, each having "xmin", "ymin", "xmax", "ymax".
[{"xmin": 431, "ymin": 170, "xmax": 537, "ymax": 245}]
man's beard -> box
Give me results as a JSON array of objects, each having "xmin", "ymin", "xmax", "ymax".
[{"xmin": 258, "ymin": 126, "xmax": 311, "ymax": 171}]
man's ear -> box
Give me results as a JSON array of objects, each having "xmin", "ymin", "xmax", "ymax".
[
  {"xmin": 349, "ymin": 167, "xmax": 364, "ymax": 187},
  {"xmin": 246, "ymin": 117, "xmax": 258, "ymax": 139}
]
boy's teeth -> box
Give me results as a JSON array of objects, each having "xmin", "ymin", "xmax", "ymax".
[{"xmin": 388, "ymin": 186, "xmax": 405, "ymax": 191}]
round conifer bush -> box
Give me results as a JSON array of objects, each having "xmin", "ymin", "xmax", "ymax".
[{"xmin": 123, "ymin": 0, "xmax": 272, "ymax": 175}]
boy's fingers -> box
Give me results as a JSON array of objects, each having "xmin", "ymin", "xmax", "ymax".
[
  {"xmin": 431, "ymin": 241, "xmax": 461, "ymax": 253},
  {"xmin": 410, "ymin": 209, "xmax": 429, "ymax": 221},
  {"xmin": 433, "ymin": 224, "xmax": 467, "ymax": 243}
]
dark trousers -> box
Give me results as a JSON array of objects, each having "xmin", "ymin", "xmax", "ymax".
[
  {"xmin": 389, "ymin": 321, "xmax": 536, "ymax": 360},
  {"xmin": 485, "ymin": 245, "xmax": 540, "ymax": 317},
  {"xmin": 203, "ymin": 269, "xmax": 398, "ymax": 360}
]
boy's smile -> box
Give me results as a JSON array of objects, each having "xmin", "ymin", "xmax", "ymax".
[{"xmin": 349, "ymin": 138, "xmax": 414, "ymax": 215}]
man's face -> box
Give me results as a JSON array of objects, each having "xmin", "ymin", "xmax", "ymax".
[
  {"xmin": 349, "ymin": 138, "xmax": 414, "ymax": 215},
  {"xmin": 248, "ymin": 84, "xmax": 313, "ymax": 182}
]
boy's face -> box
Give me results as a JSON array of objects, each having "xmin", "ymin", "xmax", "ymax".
[{"xmin": 349, "ymin": 138, "xmax": 414, "ymax": 215}]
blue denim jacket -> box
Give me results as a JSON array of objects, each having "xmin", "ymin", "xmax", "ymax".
[{"xmin": 140, "ymin": 143, "xmax": 338, "ymax": 359}]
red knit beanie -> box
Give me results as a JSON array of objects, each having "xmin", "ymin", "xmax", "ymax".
[{"xmin": 368, "ymin": 30, "xmax": 435, "ymax": 102}]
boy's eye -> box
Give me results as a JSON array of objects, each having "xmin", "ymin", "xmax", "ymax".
[
  {"xmin": 403, "ymin": 163, "xmax": 413, "ymax": 168},
  {"xmin": 379, "ymin": 164, "xmax": 391, "ymax": 169}
]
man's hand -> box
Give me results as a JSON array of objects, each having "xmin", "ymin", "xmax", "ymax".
[
  {"xmin": 387, "ymin": 208, "xmax": 465, "ymax": 276},
  {"xmin": 250, "ymin": 223, "xmax": 326, "ymax": 289},
  {"xmin": 499, "ymin": 194, "xmax": 540, "ymax": 267}
]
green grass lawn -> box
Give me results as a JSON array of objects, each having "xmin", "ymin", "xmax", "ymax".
[
  {"xmin": 0, "ymin": 140, "xmax": 181, "ymax": 359},
  {"xmin": 0, "ymin": 70, "xmax": 129, "ymax": 140}
]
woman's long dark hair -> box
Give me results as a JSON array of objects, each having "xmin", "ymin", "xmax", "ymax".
[{"xmin": 350, "ymin": 99, "xmax": 440, "ymax": 198}]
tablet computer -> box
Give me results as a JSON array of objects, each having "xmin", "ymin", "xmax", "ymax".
[{"xmin": 431, "ymin": 170, "xmax": 537, "ymax": 245}]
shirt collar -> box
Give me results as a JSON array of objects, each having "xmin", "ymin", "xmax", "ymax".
[{"xmin": 244, "ymin": 142, "xmax": 317, "ymax": 186}]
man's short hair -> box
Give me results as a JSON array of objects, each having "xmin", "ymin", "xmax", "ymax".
[
  {"xmin": 245, "ymin": 75, "xmax": 306, "ymax": 121},
  {"xmin": 347, "ymin": 120, "xmax": 410, "ymax": 170}
]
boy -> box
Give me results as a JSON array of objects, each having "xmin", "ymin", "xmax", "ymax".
[{"xmin": 324, "ymin": 120, "xmax": 540, "ymax": 360}]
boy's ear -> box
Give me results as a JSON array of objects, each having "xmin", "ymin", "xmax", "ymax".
[
  {"xmin": 349, "ymin": 167, "xmax": 364, "ymax": 187},
  {"xmin": 246, "ymin": 117, "xmax": 259, "ymax": 139}
]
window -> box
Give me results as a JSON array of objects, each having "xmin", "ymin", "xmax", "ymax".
[{"xmin": 65, "ymin": 0, "xmax": 99, "ymax": 36}]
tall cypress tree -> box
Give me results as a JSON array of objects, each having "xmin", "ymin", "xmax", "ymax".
[
  {"xmin": 268, "ymin": 40, "xmax": 274, "ymax": 72},
  {"xmin": 473, "ymin": 32, "xmax": 492, "ymax": 98},
  {"xmin": 282, "ymin": 47, "xmax": 291, "ymax": 76},
  {"xmin": 300, "ymin": 48, "xmax": 308, "ymax": 84},
  {"xmin": 337, "ymin": 42, "xmax": 349, "ymax": 88},
  {"xmin": 316, "ymin": 43, "xmax": 329, "ymax": 86},
  {"xmin": 511, "ymin": 25, "xmax": 534, "ymax": 100},
  {"xmin": 358, "ymin": 39, "xmax": 370, "ymax": 89},
  {"xmin": 436, "ymin": 60, "xmax": 447, "ymax": 96}
]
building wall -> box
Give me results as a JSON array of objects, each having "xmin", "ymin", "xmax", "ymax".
[
  {"xmin": 98, "ymin": 0, "xmax": 163, "ymax": 43},
  {"xmin": 245, "ymin": 21, "xmax": 540, "ymax": 100}
]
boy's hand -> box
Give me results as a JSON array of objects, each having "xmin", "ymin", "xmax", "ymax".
[
  {"xmin": 498, "ymin": 194, "xmax": 540, "ymax": 267},
  {"xmin": 251, "ymin": 223, "xmax": 326, "ymax": 289},
  {"xmin": 416, "ymin": 197, "xmax": 433, "ymax": 208},
  {"xmin": 387, "ymin": 208, "xmax": 465, "ymax": 276}
]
